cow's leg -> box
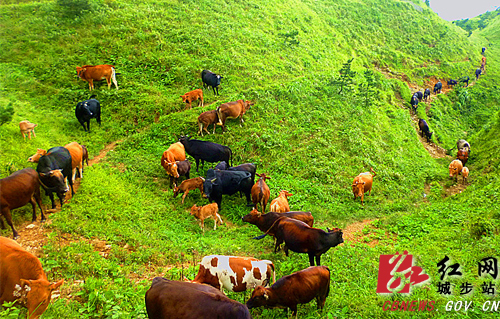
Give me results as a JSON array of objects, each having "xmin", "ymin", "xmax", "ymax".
[
  {"xmin": 2, "ymin": 207, "xmax": 19, "ymax": 239},
  {"xmin": 34, "ymin": 191, "xmax": 45, "ymax": 221},
  {"xmin": 169, "ymin": 176, "xmax": 174, "ymax": 188},
  {"xmin": 198, "ymin": 123, "xmax": 204, "ymax": 136},
  {"xmin": 315, "ymin": 254, "xmax": 321, "ymax": 266},
  {"xmin": 212, "ymin": 123, "xmax": 216, "ymax": 134},
  {"xmin": 274, "ymin": 238, "xmax": 284, "ymax": 253},
  {"xmin": 112, "ymin": 70, "xmax": 118, "ymax": 90},
  {"xmin": 57, "ymin": 191, "xmax": 65, "ymax": 208},
  {"xmin": 213, "ymin": 216, "xmax": 217, "ymax": 230},
  {"xmin": 240, "ymin": 116, "xmax": 244, "ymax": 127},
  {"xmin": 32, "ymin": 128, "xmax": 36, "ymax": 138},
  {"xmin": 47, "ymin": 192, "xmax": 56, "ymax": 209},
  {"xmin": 29, "ymin": 198, "xmax": 37, "ymax": 222},
  {"xmin": 89, "ymin": 80, "xmax": 94, "ymax": 91},
  {"xmin": 68, "ymin": 174, "xmax": 74, "ymax": 196},
  {"xmin": 181, "ymin": 190, "xmax": 189, "ymax": 204},
  {"xmin": 72, "ymin": 168, "xmax": 77, "ymax": 182},
  {"xmin": 78, "ymin": 162, "xmax": 83, "ymax": 179},
  {"xmin": 200, "ymin": 96, "xmax": 204, "ymax": 107},
  {"xmin": 200, "ymin": 219, "xmax": 205, "ymax": 232},
  {"xmin": 79, "ymin": 121, "xmax": 87, "ymax": 132},
  {"xmin": 22, "ymin": 132, "xmax": 26, "ymax": 141},
  {"xmin": 186, "ymin": 171, "xmax": 190, "ymax": 180},
  {"xmin": 86, "ymin": 121, "xmax": 91, "ymax": 132},
  {"xmin": 201, "ymin": 159, "xmax": 205, "ymax": 170},
  {"xmin": 283, "ymin": 245, "xmax": 289, "ymax": 257},
  {"xmin": 195, "ymin": 159, "xmax": 200, "ymax": 172}
]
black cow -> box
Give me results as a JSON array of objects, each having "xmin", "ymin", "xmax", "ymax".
[
  {"xmin": 36, "ymin": 147, "xmax": 74, "ymax": 209},
  {"xmin": 482, "ymin": 47, "xmax": 486, "ymax": 54},
  {"xmin": 273, "ymin": 218, "xmax": 344, "ymax": 266},
  {"xmin": 418, "ymin": 119, "xmax": 433, "ymax": 143},
  {"xmin": 410, "ymin": 94, "xmax": 419, "ymax": 112},
  {"xmin": 201, "ymin": 70, "xmax": 223, "ymax": 95},
  {"xmin": 214, "ymin": 161, "xmax": 229, "ymax": 170},
  {"xmin": 178, "ymin": 135, "xmax": 232, "ymax": 172},
  {"xmin": 203, "ymin": 169, "xmax": 253, "ymax": 210},
  {"xmin": 75, "ymin": 95, "xmax": 101, "ymax": 132},
  {"xmin": 447, "ymin": 79, "xmax": 457, "ymax": 88},
  {"xmin": 459, "ymin": 76, "xmax": 469, "ymax": 87},
  {"xmin": 423, "ymin": 88, "xmax": 431, "ymax": 101},
  {"xmin": 433, "ymin": 82, "xmax": 442, "ymax": 95},
  {"xmin": 214, "ymin": 161, "xmax": 257, "ymax": 184},
  {"xmin": 145, "ymin": 277, "xmax": 251, "ymax": 319},
  {"xmin": 413, "ymin": 91, "xmax": 423, "ymax": 101},
  {"xmin": 475, "ymin": 68, "xmax": 482, "ymax": 80}
]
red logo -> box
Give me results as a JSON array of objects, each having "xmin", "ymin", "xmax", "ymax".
[{"xmin": 377, "ymin": 251, "xmax": 430, "ymax": 293}]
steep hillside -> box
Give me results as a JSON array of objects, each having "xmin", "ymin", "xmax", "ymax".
[{"xmin": 0, "ymin": 0, "xmax": 499, "ymax": 318}]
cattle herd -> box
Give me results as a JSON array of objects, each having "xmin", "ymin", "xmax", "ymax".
[{"xmin": 0, "ymin": 52, "xmax": 484, "ymax": 317}]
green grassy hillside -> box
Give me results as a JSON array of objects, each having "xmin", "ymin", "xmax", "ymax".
[{"xmin": 1, "ymin": 0, "xmax": 499, "ymax": 318}]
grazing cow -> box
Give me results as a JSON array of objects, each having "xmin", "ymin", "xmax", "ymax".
[
  {"xmin": 192, "ymin": 255, "xmax": 275, "ymax": 293},
  {"xmin": 352, "ymin": 168, "xmax": 377, "ymax": 206},
  {"xmin": 457, "ymin": 139, "xmax": 471, "ymax": 153},
  {"xmin": 28, "ymin": 149, "xmax": 47, "ymax": 163},
  {"xmin": 162, "ymin": 159, "xmax": 191, "ymax": 188},
  {"xmin": 173, "ymin": 177, "xmax": 205, "ymax": 204},
  {"xmin": 447, "ymin": 79, "xmax": 457, "ymax": 88},
  {"xmin": 181, "ymin": 89, "xmax": 204, "ymax": 110},
  {"xmin": 0, "ymin": 237, "xmax": 64, "ymax": 319},
  {"xmin": 64, "ymin": 142, "xmax": 84, "ymax": 181},
  {"xmin": 459, "ymin": 76, "xmax": 470, "ymax": 87},
  {"xmin": 475, "ymin": 68, "xmax": 482, "ymax": 80},
  {"xmin": 36, "ymin": 147, "xmax": 74, "ymax": 209},
  {"xmin": 413, "ymin": 91, "xmax": 423, "ymax": 101},
  {"xmin": 161, "ymin": 142, "xmax": 187, "ymax": 182},
  {"xmin": 251, "ymin": 173, "xmax": 271, "ymax": 213},
  {"xmin": 75, "ymin": 96, "xmax": 101, "ymax": 132},
  {"xmin": 189, "ymin": 203, "xmax": 223, "ymax": 232},
  {"xmin": 270, "ymin": 190, "xmax": 293, "ymax": 213},
  {"xmin": 0, "ymin": 168, "xmax": 44, "ymax": 239},
  {"xmin": 482, "ymin": 47, "xmax": 486, "ymax": 54},
  {"xmin": 216, "ymin": 100, "xmax": 253, "ymax": 132},
  {"xmin": 418, "ymin": 119, "xmax": 433, "ymax": 143},
  {"xmin": 19, "ymin": 121, "xmax": 37, "ymax": 141},
  {"xmin": 423, "ymin": 88, "xmax": 431, "ymax": 101},
  {"xmin": 201, "ymin": 70, "xmax": 223, "ymax": 95},
  {"xmin": 481, "ymin": 56, "xmax": 486, "ymax": 73},
  {"xmin": 197, "ymin": 110, "xmax": 220, "ymax": 136},
  {"xmin": 462, "ymin": 167, "xmax": 469, "ymax": 184},
  {"xmin": 246, "ymin": 266, "xmax": 330, "ymax": 316},
  {"xmin": 456, "ymin": 149, "xmax": 469, "ymax": 166},
  {"xmin": 145, "ymin": 278, "xmax": 251, "ymax": 319},
  {"xmin": 76, "ymin": 64, "xmax": 118, "ymax": 90},
  {"xmin": 410, "ymin": 94, "xmax": 419, "ymax": 112},
  {"xmin": 178, "ymin": 135, "xmax": 232, "ymax": 172},
  {"xmin": 273, "ymin": 218, "xmax": 344, "ymax": 266},
  {"xmin": 242, "ymin": 209, "xmax": 314, "ymax": 240},
  {"xmin": 203, "ymin": 169, "xmax": 253, "ymax": 210},
  {"xmin": 433, "ymin": 82, "xmax": 442, "ymax": 94},
  {"xmin": 449, "ymin": 159, "xmax": 463, "ymax": 182}
]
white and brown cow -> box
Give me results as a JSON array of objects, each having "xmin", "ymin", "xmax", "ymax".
[{"xmin": 192, "ymin": 255, "xmax": 275, "ymax": 293}]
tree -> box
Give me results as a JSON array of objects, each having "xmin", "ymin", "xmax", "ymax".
[
  {"xmin": 357, "ymin": 69, "xmax": 377, "ymax": 108},
  {"xmin": 332, "ymin": 58, "xmax": 356, "ymax": 94}
]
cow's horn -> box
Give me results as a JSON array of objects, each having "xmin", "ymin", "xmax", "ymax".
[
  {"xmin": 211, "ymin": 178, "xmax": 217, "ymax": 183},
  {"xmin": 200, "ymin": 177, "xmax": 205, "ymax": 181},
  {"xmin": 263, "ymin": 292, "xmax": 269, "ymax": 300}
]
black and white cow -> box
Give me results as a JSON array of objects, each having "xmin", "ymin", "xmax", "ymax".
[
  {"xmin": 201, "ymin": 70, "xmax": 223, "ymax": 95},
  {"xmin": 75, "ymin": 95, "xmax": 101, "ymax": 132}
]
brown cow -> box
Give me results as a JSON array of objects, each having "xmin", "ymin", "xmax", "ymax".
[
  {"xmin": 189, "ymin": 203, "xmax": 223, "ymax": 232},
  {"xmin": 76, "ymin": 64, "xmax": 118, "ymax": 91},
  {"xmin": 246, "ymin": 266, "xmax": 330, "ymax": 316},
  {"xmin": 145, "ymin": 278, "xmax": 251, "ymax": 319},
  {"xmin": 251, "ymin": 173, "xmax": 271, "ymax": 213},
  {"xmin": 0, "ymin": 168, "xmax": 44, "ymax": 239},
  {"xmin": 64, "ymin": 142, "xmax": 84, "ymax": 181},
  {"xmin": 269, "ymin": 190, "xmax": 293, "ymax": 213},
  {"xmin": 19, "ymin": 121, "xmax": 37, "ymax": 141},
  {"xmin": 449, "ymin": 159, "xmax": 463, "ymax": 182},
  {"xmin": 457, "ymin": 148, "xmax": 469, "ymax": 166},
  {"xmin": 181, "ymin": 89, "xmax": 204, "ymax": 110},
  {"xmin": 216, "ymin": 100, "xmax": 253, "ymax": 132},
  {"xmin": 0, "ymin": 237, "xmax": 64, "ymax": 319},
  {"xmin": 197, "ymin": 110, "xmax": 219, "ymax": 136},
  {"xmin": 173, "ymin": 177, "xmax": 205, "ymax": 204},
  {"xmin": 462, "ymin": 167, "xmax": 469, "ymax": 185},
  {"xmin": 161, "ymin": 142, "xmax": 186, "ymax": 178},
  {"xmin": 192, "ymin": 255, "xmax": 275, "ymax": 293},
  {"xmin": 352, "ymin": 167, "xmax": 376, "ymax": 206},
  {"xmin": 28, "ymin": 149, "xmax": 47, "ymax": 163}
]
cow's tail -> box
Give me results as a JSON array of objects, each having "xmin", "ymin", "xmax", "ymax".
[
  {"xmin": 269, "ymin": 262, "xmax": 276, "ymax": 284},
  {"xmin": 216, "ymin": 106, "xmax": 223, "ymax": 125},
  {"xmin": 370, "ymin": 167, "xmax": 376, "ymax": 177}
]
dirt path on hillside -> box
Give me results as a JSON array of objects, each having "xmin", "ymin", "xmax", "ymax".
[{"xmin": 15, "ymin": 140, "xmax": 123, "ymax": 257}]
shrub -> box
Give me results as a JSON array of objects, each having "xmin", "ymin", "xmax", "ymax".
[{"xmin": 0, "ymin": 103, "xmax": 14, "ymax": 126}]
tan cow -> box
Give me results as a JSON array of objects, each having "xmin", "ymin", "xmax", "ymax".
[
  {"xmin": 461, "ymin": 167, "xmax": 469, "ymax": 185},
  {"xmin": 76, "ymin": 64, "xmax": 118, "ymax": 91},
  {"xmin": 173, "ymin": 177, "xmax": 205, "ymax": 204},
  {"xmin": 251, "ymin": 173, "xmax": 271, "ymax": 213},
  {"xmin": 64, "ymin": 142, "xmax": 84, "ymax": 181},
  {"xmin": 19, "ymin": 121, "xmax": 37, "ymax": 141},
  {"xmin": 189, "ymin": 203, "xmax": 223, "ymax": 232},
  {"xmin": 449, "ymin": 159, "xmax": 463, "ymax": 183},
  {"xmin": 181, "ymin": 89, "xmax": 204, "ymax": 109},
  {"xmin": 197, "ymin": 110, "xmax": 219, "ymax": 136},
  {"xmin": 28, "ymin": 149, "xmax": 47, "ymax": 163},
  {"xmin": 352, "ymin": 168, "xmax": 377, "ymax": 206},
  {"xmin": 0, "ymin": 237, "xmax": 64, "ymax": 319},
  {"xmin": 269, "ymin": 190, "xmax": 293, "ymax": 213},
  {"xmin": 216, "ymin": 100, "xmax": 253, "ymax": 132},
  {"xmin": 161, "ymin": 142, "xmax": 186, "ymax": 177}
]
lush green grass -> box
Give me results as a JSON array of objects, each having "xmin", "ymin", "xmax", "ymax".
[{"xmin": 1, "ymin": 0, "xmax": 500, "ymax": 318}]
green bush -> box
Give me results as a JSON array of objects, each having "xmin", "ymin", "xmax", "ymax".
[{"xmin": 0, "ymin": 104, "xmax": 14, "ymax": 126}]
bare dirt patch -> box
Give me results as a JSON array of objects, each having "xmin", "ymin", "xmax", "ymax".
[{"xmin": 342, "ymin": 219, "xmax": 393, "ymax": 247}]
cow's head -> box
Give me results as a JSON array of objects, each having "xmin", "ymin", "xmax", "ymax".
[
  {"xmin": 164, "ymin": 161, "xmax": 179, "ymax": 178},
  {"xmin": 256, "ymin": 173, "xmax": 271, "ymax": 181},
  {"xmin": 18, "ymin": 278, "xmax": 64, "ymax": 319},
  {"xmin": 352, "ymin": 180, "xmax": 365, "ymax": 198},
  {"xmin": 28, "ymin": 149, "xmax": 47, "ymax": 163},
  {"xmin": 203, "ymin": 177, "xmax": 217, "ymax": 200},
  {"xmin": 178, "ymin": 135, "xmax": 190, "ymax": 146},
  {"xmin": 326, "ymin": 227, "xmax": 344, "ymax": 246},
  {"xmin": 241, "ymin": 208, "xmax": 262, "ymax": 223},
  {"xmin": 173, "ymin": 185, "xmax": 181, "ymax": 198},
  {"xmin": 449, "ymin": 160, "xmax": 463, "ymax": 177},
  {"xmin": 39, "ymin": 170, "xmax": 68, "ymax": 194},
  {"xmin": 76, "ymin": 66, "xmax": 86, "ymax": 78},
  {"xmin": 180, "ymin": 94, "xmax": 189, "ymax": 103},
  {"xmin": 279, "ymin": 190, "xmax": 293, "ymax": 198},
  {"xmin": 243, "ymin": 100, "xmax": 254, "ymax": 112},
  {"xmin": 246, "ymin": 286, "xmax": 271, "ymax": 309},
  {"xmin": 190, "ymin": 204, "xmax": 201, "ymax": 216}
]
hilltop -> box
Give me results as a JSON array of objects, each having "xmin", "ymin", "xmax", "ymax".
[{"xmin": 0, "ymin": 0, "xmax": 499, "ymax": 318}]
